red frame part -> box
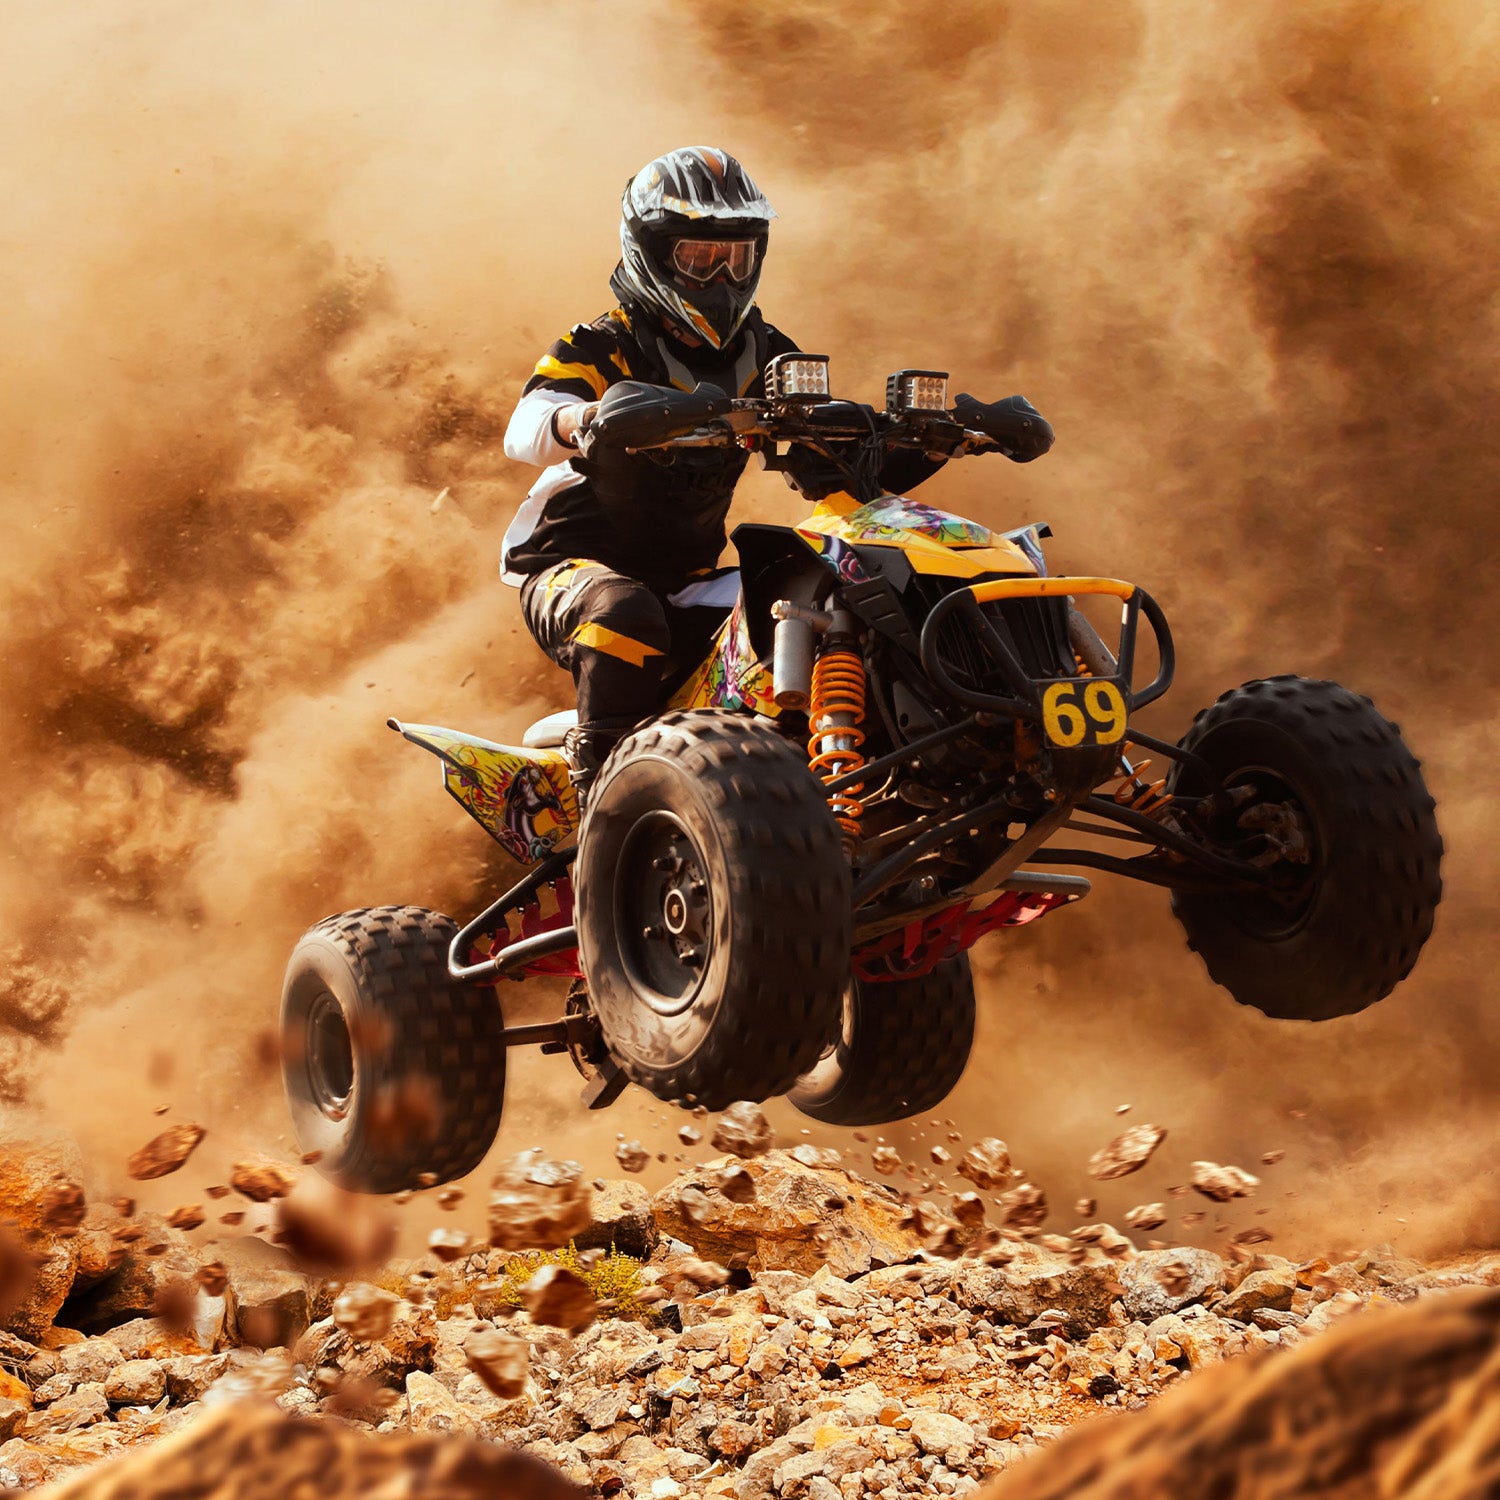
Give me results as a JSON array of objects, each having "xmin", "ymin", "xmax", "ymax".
[{"xmin": 851, "ymin": 889, "xmax": 1071, "ymax": 983}]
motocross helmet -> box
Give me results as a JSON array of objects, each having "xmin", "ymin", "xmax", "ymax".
[{"xmin": 615, "ymin": 146, "xmax": 775, "ymax": 351}]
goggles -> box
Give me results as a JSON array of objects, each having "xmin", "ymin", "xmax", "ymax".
[{"xmin": 670, "ymin": 237, "xmax": 758, "ymax": 287}]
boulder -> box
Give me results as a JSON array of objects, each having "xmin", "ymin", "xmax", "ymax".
[
  {"xmin": 57, "ymin": 1338, "xmax": 124, "ymax": 1386},
  {"xmin": 24, "ymin": 1381, "xmax": 108, "ymax": 1435},
  {"xmin": 1217, "ymin": 1265, "xmax": 1299, "ymax": 1322},
  {"xmin": 651, "ymin": 1152, "xmax": 920, "ymax": 1278},
  {"xmin": 405, "ymin": 1369, "xmax": 479, "ymax": 1435},
  {"xmin": 103, "ymin": 1358, "xmax": 165, "ymax": 1406},
  {"xmin": 0, "ymin": 1400, "xmax": 25, "ymax": 1443},
  {"xmin": 0, "ymin": 1127, "xmax": 85, "ymax": 1340},
  {"xmin": 951, "ymin": 1247, "xmax": 1122, "ymax": 1336},
  {"xmin": 572, "ymin": 1180, "xmax": 659, "ymax": 1260},
  {"xmin": 1119, "ymin": 1249, "xmax": 1226, "ymax": 1322},
  {"xmin": 209, "ymin": 1238, "xmax": 312, "ymax": 1349}
]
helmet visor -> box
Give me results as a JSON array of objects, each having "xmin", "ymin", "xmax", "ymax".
[{"xmin": 670, "ymin": 237, "xmax": 758, "ymax": 287}]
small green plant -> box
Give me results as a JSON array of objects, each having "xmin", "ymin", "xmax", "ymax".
[{"xmin": 488, "ymin": 1242, "xmax": 656, "ymax": 1323}]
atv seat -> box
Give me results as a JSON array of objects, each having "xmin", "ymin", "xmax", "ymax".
[{"xmin": 522, "ymin": 709, "xmax": 578, "ymax": 749}]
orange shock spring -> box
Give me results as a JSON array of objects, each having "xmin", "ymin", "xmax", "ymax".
[
  {"xmin": 808, "ymin": 649, "xmax": 868, "ymax": 842},
  {"xmin": 1113, "ymin": 757, "xmax": 1174, "ymax": 818}
]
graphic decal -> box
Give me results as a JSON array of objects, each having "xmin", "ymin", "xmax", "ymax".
[
  {"xmin": 392, "ymin": 722, "xmax": 579, "ymax": 864},
  {"xmin": 668, "ymin": 601, "xmax": 780, "ymax": 717}
]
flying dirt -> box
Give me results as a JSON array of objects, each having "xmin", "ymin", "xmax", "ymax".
[{"xmin": 0, "ymin": 0, "xmax": 1498, "ymax": 1492}]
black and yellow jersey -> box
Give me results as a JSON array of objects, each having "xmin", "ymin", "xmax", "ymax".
[{"xmin": 501, "ymin": 303, "xmax": 798, "ymax": 590}]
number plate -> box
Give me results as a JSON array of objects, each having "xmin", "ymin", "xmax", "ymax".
[{"xmin": 1039, "ymin": 678, "xmax": 1128, "ymax": 748}]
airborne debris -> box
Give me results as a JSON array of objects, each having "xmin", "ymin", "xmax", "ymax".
[
  {"xmin": 615, "ymin": 1140, "xmax": 649, "ymax": 1174},
  {"xmin": 273, "ymin": 1176, "xmax": 398, "ymax": 1275},
  {"xmin": 677, "ymin": 1124, "xmax": 702, "ymax": 1146},
  {"xmin": 957, "ymin": 1138, "xmax": 1015, "ymax": 1191},
  {"xmin": 229, "ymin": 1158, "xmax": 298, "ymax": 1203},
  {"xmin": 332, "ymin": 1283, "xmax": 401, "ymax": 1342},
  {"xmin": 521, "ymin": 1263, "xmax": 597, "ymax": 1334},
  {"xmin": 427, "ymin": 1227, "xmax": 471, "ymax": 1263},
  {"xmin": 487, "ymin": 1150, "xmax": 592, "ymax": 1252},
  {"xmin": 166, "ymin": 1204, "xmax": 206, "ymax": 1231},
  {"xmin": 677, "ymin": 1186, "xmax": 713, "ymax": 1225},
  {"xmin": 871, "ymin": 1146, "xmax": 902, "ymax": 1176},
  {"xmin": 1191, "ymin": 1161, "xmax": 1260, "ymax": 1202},
  {"xmin": 126, "ymin": 1123, "xmax": 205, "ymax": 1181},
  {"xmin": 998, "ymin": 1181, "xmax": 1048, "ymax": 1230},
  {"xmin": 464, "ymin": 1327, "xmax": 529, "ymax": 1399},
  {"xmin": 196, "ymin": 1260, "xmax": 229, "ymax": 1298},
  {"xmin": 711, "ymin": 1101, "xmax": 774, "ymax": 1159},
  {"xmin": 40, "ymin": 1181, "xmax": 86, "ymax": 1235},
  {"xmin": 1125, "ymin": 1203, "xmax": 1168, "ymax": 1232},
  {"xmin": 1088, "ymin": 1124, "xmax": 1167, "ymax": 1180},
  {"xmin": 716, "ymin": 1163, "xmax": 756, "ymax": 1203},
  {"xmin": 1075, "ymin": 1197, "xmax": 1097, "ymax": 1219},
  {"xmin": 1262, "ymin": 1150, "xmax": 1286, "ymax": 1166}
]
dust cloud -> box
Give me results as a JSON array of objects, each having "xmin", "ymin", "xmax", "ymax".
[{"xmin": 1, "ymin": 1, "xmax": 1496, "ymax": 1254}]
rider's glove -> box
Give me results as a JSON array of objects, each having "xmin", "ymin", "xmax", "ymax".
[
  {"xmin": 953, "ymin": 393, "xmax": 1055, "ymax": 462},
  {"xmin": 550, "ymin": 402, "xmax": 599, "ymax": 451}
]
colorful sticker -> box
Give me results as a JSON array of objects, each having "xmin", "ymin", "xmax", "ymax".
[
  {"xmin": 394, "ymin": 723, "xmax": 579, "ymax": 864},
  {"xmin": 668, "ymin": 601, "xmax": 780, "ymax": 717},
  {"xmin": 801, "ymin": 494, "xmax": 995, "ymax": 549}
]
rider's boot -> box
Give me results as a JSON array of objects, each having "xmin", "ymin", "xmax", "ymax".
[{"xmin": 562, "ymin": 723, "xmax": 625, "ymax": 819}]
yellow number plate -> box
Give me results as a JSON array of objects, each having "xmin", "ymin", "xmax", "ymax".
[{"xmin": 1039, "ymin": 679, "xmax": 1128, "ymax": 748}]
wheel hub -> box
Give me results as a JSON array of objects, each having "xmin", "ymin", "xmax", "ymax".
[
  {"xmin": 305, "ymin": 992, "xmax": 354, "ymax": 1120},
  {"xmin": 616, "ymin": 815, "xmax": 715, "ymax": 1011}
]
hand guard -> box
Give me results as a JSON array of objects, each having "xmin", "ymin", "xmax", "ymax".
[
  {"xmin": 952, "ymin": 393, "xmax": 1055, "ymax": 462},
  {"xmin": 577, "ymin": 380, "xmax": 732, "ymax": 459}
]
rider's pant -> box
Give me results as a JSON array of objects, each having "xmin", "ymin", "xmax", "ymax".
[{"xmin": 520, "ymin": 560, "xmax": 675, "ymax": 738}]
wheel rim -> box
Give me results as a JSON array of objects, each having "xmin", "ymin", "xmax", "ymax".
[
  {"xmin": 614, "ymin": 812, "xmax": 715, "ymax": 1014},
  {"xmin": 305, "ymin": 991, "xmax": 355, "ymax": 1118}
]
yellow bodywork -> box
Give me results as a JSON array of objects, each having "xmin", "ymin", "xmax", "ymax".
[{"xmin": 795, "ymin": 492, "xmax": 1039, "ymax": 579}]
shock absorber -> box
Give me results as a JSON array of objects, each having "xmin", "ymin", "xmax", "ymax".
[
  {"xmin": 806, "ymin": 613, "xmax": 868, "ymax": 845},
  {"xmin": 1113, "ymin": 756, "xmax": 1173, "ymax": 818}
]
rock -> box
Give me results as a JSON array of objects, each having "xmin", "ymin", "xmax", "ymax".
[
  {"xmin": 871, "ymin": 1147, "xmax": 901, "ymax": 1176},
  {"xmin": 1088, "ymin": 1125, "xmax": 1167, "ymax": 1180},
  {"xmin": 615, "ymin": 1140, "xmax": 650, "ymax": 1174},
  {"xmin": 212, "ymin": 1237, "xmax": 312, "ymax": 1349},
  {"xmin": 1218, "ymin": 1265, "xmax": 1299, "ymax": 1322},
  {"xmin": 464, "ymin": 1328, "xmax": 528, "ymax": 1399},
  {"xmin": 956, "ymin": 1139, "xmax": 1015, "ymax": 1191},
  {"xmin": 488, "ymin": 1151, "xmax": 593, "ymax": 1252},
  {"xmin": 908, "ymin": 1410, "xmax": 977, "ymax": 1459},
  {"xmin": 1190, "ymin": 1162, "xmax": 1259, "ymax": 1202},
  {"xmin": 271, "ymin": 1177, "xmax": 397, "ymax": 1277},
  {"xmin": 59, "ymin": 1337, "xmax": 125, "ymax": 1385},
  {"xmin": 571, "ymin": 1179, "xmax": 659, "ymax": 1259},
  {"xmin": 25, "ymin": 1381, "xmax": 108, "ymax": 1434},
  {"xmin": 652, "ymin": 1151, "xmax": 919, "ymax": 1277},
  {"xmin": 982, "ymin": 1288, "xmax": 1500, "ymax": 1500},
  {"xmin": 1124, "ymin": 1203, "xmax": 1167, "ymax": 1232},
  {"xmin": 952, "ymin": 1247, "xmax": 1121, "ymax": 1336},
  {"xmin": 997, "ymin": 1183, "xmax": 1048, "ymax": 1231},
  {"xmin": 1120, "ymin": 1249, "xmax": 1226, "ymax": 1321},
  {"xmin": 0, "ymin": 1127, "xmax": 85, "ymax": 1340},
  {"xmin": 711, "ymin": 1103, "xmax": 774, "ymax": 1159},
  {"xmin": 332, "ymin": 1283, "xmax": 401, "ymax": 1343},
  {"xmin": 17, "ymin": 1396, "xmax": 587, "ymax": 1497},
  {"xmin": 162, "ymin": 1353, "xmax": 230, "ymax": 1402},
  {"xmin": 99, "ymin": 1315, "xmax": 208, "ymax": 1361},
  {"xmin": 405, "ymin": 1369, "xmax": 478, "ymax": 1434},
  {"xmin": 228, "ymin": 1157, "xmax": 299, "ymax": 1203},
  {"xmin": 71, "ymin": 1212, "xmax": 128, "ymax": 1293},
  {"xmin": 523, "ymin": 1265, "xmax": 596, "ymax": 1335},
  {"xmin": 103, "ymin": 1358, "xmax": 165, "ymax": 1406},
  {"xmin": 0, "ymin": 1400, "xmax": 25, "ymax": 1442},
  {"xmin": 125, "ymin": 1123, "xmax": 205, "ymax": 1180}
]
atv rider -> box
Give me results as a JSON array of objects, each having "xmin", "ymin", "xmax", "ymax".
[{"xmin": 502, "ymin": 145, "xmax": 1054, "ymax": 805}]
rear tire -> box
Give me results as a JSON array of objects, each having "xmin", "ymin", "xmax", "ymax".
[
  {"xmin": 280, "ymin": 905, "xmax": 507, "ymax": 1192},
  {"xmin": 577, "ymin": 711, "xmax": 851, "ymax": 1109},
  {"xmin": 788, "ymin": 957, "xmax": 975, "ymax": 1126},
  {"xmin": 1168, "ymin": 676, "xmax": 1442, "ymax": 1021}
]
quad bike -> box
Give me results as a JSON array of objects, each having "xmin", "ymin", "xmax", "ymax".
[{"xmin": 281, "ymin": 355, "xmax": 1443, "ymax": 1192}]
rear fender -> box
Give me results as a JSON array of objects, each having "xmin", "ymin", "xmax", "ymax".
[{"xmin": 388, "ymin": 719, "xmax": 578, "ymax": 865}]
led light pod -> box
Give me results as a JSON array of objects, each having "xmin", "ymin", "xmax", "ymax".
[
  {"xmin": 885, "ymin": 369, "xmax": 949, "ymax": 413},
  {"xmin": 766, "ymin": 353, "xmax": 831, "ymax": 403}
]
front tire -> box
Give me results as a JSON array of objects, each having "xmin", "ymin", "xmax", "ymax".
[
  {"xmin": 1168, "ymin": 677, "xmax": 1442, "ymax": 1021},
  {"xmin": 788, "ymin": 957, "xmax": 976, "ymax": 1127},
  {"xmin": 280, "ymin": 905, "xmax": 507, "ymax": 1193},
  {"xmin": 577, "ymin": 711, "xmax": 851, "ymax": 1109}
]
